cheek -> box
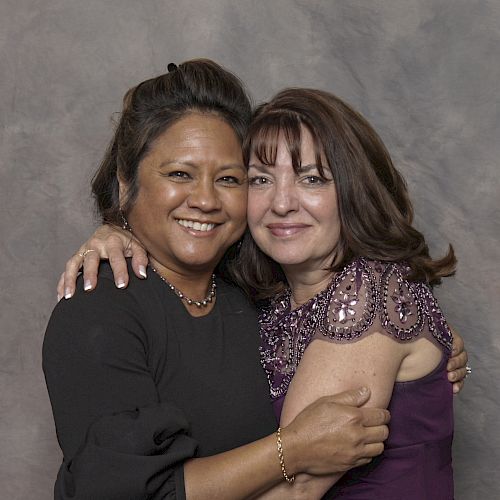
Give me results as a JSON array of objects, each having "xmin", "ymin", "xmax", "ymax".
[
  {"xmin": 156, "ymin": 183, "xmax": 186, "ymax": 205},
  {"xmin": 246, "ymin": 194, "xmax": 260, "ymax": 232},
  {"xmin": 304, "ymin": 189, "xmax": 339, "ymax": 220},
  {"xmin": 316, "ymin": 196, "xmax": 341, "ymax": 248},
  {"xmin": 130, "ymin": 183, "xmax": 186, "ymax": 225},
  {"xmin": 223, "ymin": 188, "xmax": 248, "ymax": 223},
  {"xmin": 247, "ymin": 190, "xmax": 268, "ymax": 227}
]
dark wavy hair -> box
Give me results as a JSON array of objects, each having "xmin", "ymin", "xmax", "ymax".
[
  {"xmin": 229, "ymin": 88, "xmax": 456, "ymax": 300},
  {"xmin": 92, "ymin": 58, "xmax": 252, "ymax": 225}
]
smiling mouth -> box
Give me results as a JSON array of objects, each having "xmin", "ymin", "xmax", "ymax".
[
  {"xmin": 266, "ymin": 223, "xmax": 310, "ymax": 237},
  {"xmin": 176, "ymin": 219, "xmax": 218, "ymax": 232}
]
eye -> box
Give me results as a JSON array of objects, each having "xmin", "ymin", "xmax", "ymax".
[
  {"xmin": 217, "ymin": 175, "xmax": 243, "ymax": 185},
  {"xmin": 301, "ymin": 175, "xmax": 326, "ymax": 185},
  {"xmin": 168, "ymin": 170, "xmax": 191, "ymax": 178},
  {"xmin": 167, "ymin": 170, "xmax": 191, "ymax": 180},
  {"xmin": 248, "ymin": 176, "xmax": 271, "ymax": 186}
]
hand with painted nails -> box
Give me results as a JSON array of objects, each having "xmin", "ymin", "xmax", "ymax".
[
  {"xmin": 448, "ymin": 328, "xmax": 469, "ymax": 394},
  {"xmin": 57, "ymin": 224, "xmax": 148, "ymax": 300}
]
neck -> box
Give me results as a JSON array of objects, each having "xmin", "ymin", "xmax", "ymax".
[
  {"xmin": 150, "ymin": 257, "xmax": 215, "ymax": 304},
  {"xmin": 283, "ymin": 265, "xmax": 335, "ymax": 309}
]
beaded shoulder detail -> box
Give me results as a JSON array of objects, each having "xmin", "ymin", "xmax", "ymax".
[{"xmin": 259, "ymin": 258, "xmax": 453, "ymax": 401}]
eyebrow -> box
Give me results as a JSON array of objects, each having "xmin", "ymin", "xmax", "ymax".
[
  {"xmin": 296, "ymin": 164, "xmax": 323, "ymax": 173},
  {"xmin": 247, "ymin": 163, "xmax": 323, "ymax": 173},
  {"xmin": 247, "ymin": 163, "xmax": 270, "ymax": 172},
  {"xmin": 158, "ymin": 160, "xmax": 246, "ymax": 171}
]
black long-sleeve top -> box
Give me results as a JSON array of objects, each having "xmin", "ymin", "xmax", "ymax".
[{"xmin": 43, "ymin": 263, "xmax": 277, "ymax": 499}]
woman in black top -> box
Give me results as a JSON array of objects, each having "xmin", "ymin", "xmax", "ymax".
[{"xmin": 44, "ymin": 59, "xmax": 393, "ymax": 499}]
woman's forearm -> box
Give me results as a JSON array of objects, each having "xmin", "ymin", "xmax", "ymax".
[
  {"xmin": 184, "ymin": 432, "xmax": 284, "ymax": 499},
  {"xmin": 184, "ymin": 433, "xmax": 338, "ymax": 500},
  {"xmin": 185, "ymin": 427, "xmax": 341, "ymax": 499}
]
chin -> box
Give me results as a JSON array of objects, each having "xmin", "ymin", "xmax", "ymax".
[
  {"xmin": 173, "ymin": 244, "xmax": 227, "ymax": 269},
  {"xmin": 267, "ymin": 252, "xmax": 308, "ymax": 267},
  {"xmin": 260, "ymin": 243, "xmax": 306, "ymax": 266},
  {"xmin": 182, "ymin": 244, "xmax": 236, "ymax": 268},
  {"xmin": 177, "ymin": 255, "xmax": 220, "ymax": 270}
]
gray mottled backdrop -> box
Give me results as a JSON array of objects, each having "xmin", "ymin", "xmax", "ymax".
[{"xmin": 1, "ymin": 0, "xmax": 498, "ymax": 498}]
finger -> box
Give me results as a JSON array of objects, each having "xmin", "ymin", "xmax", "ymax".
[
  {"xmin": 57, "ymin": 272, "xmax": 65, "ymax": 301},
  {"xmin": 448, "ymin": 367, "xmax": 467, "ymax": 383},
  {"xmin": 447, "ymin": 350, "xmax": 468, "ymax": 372},
  {"xmin": 63, "ymin": 254, "xmax": 84, "ymax": 299},
  {"xmin": 450, "ymin": 327, "xmax": 464, "ymax": 355},
  {"xmin": 130, "ymin": 240, "xmax": 149, "ymax": 279},
  {"xmin": 82, "ymin": 251, "xmax": 101, "ymax": 291},
  {"xmin": 361, "ymin": 442, "xmax": 384, "ymax": 458},
  {"xmin": 360, "ymin": 408, "xmax": 391, "ymax": 427},
  {"xmin": 328, "ymin": 387, "xmax": 371, "ymax": 407},
  {"xmin": 107, "ymin": 245, "xmax": 130, "ymax": 288},
  {"xmin": 124, "ymin": 236, "xmax": 133, "ymax": 257},
  {"xmin": 453, "ymin": 380, "xmax": 465, "ymax": 394},
  {"xmin": 362, "ymin": 424, "xmax": 389, "ymax": 444},
  {"xmin": 352, "ymin": 457, "xmax": 372, "ymax": 468}
]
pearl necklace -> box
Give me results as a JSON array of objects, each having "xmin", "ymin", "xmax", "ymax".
[{"xmin": 151, "ymin": 267, "xmax": 217, "ymax": 308}]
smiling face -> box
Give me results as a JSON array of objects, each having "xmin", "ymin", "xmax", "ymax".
[
  {"xmin": 247, "ymin": 125, "xmax": 340, "ymax": 273},
  {"xmin": 122, "ymin": 113, "xmax": 248, "ymax": 275}
]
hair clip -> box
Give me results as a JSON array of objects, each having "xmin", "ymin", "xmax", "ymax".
[{"xmin": 167, "ymin": 63, "xmax": 178, "ymax": 73}]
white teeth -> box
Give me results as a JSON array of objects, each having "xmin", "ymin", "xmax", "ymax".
[{"xmin": 177, "ymin": 219, "xmax": 216, "ymax": 232}]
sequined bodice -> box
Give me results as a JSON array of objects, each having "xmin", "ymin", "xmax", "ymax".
[{"xmin": 259, "ymin": 257, "xmax": 453, "ymax": 401}]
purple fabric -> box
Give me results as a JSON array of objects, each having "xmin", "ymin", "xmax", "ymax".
[
  {"xmin": 260, "ymin": 258, "xmax": 454, "ymax": 499},
  {"xmin": 273, "ymin": 355, "xmax": 454, "ymax": 499}
]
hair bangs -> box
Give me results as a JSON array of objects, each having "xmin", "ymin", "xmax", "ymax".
[{"xmin": 247, "ymin": 111, "xmax": 328, "ymax": 177}]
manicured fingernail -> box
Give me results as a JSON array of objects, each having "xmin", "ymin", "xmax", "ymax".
[
  {"xmin": 84, "ymin": 280, "xmax": 92, "ymax": 291},
  {"xmin": 139, "ymin": 265, "xmax": 147, "ymax": 278},
  {"xmin": 64, "ymin": 288, "xmax": 73, "ymax": 299},
  {"xmin": 116, "ymin": 279, "xmax": 126, "ymax": 289}
]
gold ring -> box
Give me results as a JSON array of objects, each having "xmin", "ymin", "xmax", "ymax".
[{"xmin": 78, "ymin": 249, "xmax": 96, "ymax": 259}]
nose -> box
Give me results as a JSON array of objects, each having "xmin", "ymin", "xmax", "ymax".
[
  {"xmin": 271, "ymin": 179, "xmax": 299, "ymax": 216},
  {"xmin": 187, "ymin": 178, "xmax": 222, "ymax": 212}
]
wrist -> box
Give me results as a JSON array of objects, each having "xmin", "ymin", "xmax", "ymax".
[
  {"xmin": 276, "ymin": 427, "xmax": 295, "ymax": 484},
  {"xmin": 277, "ymin": 425, "xmax": 302, "ymax": 476}
]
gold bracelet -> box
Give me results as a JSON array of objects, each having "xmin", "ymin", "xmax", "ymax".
[{"xmin": 276, "ymin": 427, "xmax": 295, "ymax": 484}]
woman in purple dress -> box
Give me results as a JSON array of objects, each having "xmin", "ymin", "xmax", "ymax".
[
  {"xmin": 235, "ymin": 87, "xmax": 456, "ymax": 499},
  {"xmin": 60, "ymin": 83, "xmax": 466, "ymax": 498}
]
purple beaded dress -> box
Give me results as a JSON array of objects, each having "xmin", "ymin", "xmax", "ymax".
[{"xmin": 260, "ymin": 258, "xmax": 454, "ymax": 499}]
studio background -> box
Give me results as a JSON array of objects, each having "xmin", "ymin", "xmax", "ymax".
[{"xmin": 1, "ymin": 1, "xmax": 498, "ymax": 498}]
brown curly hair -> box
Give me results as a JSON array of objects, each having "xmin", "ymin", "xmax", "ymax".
[{"xmin": 228, "ymin": 88, "xmax": 456, "ymax": 300}]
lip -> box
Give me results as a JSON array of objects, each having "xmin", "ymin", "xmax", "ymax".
[{"xmin": 266, "ymin": 223, "xmax": 311, "ymax": 237}]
